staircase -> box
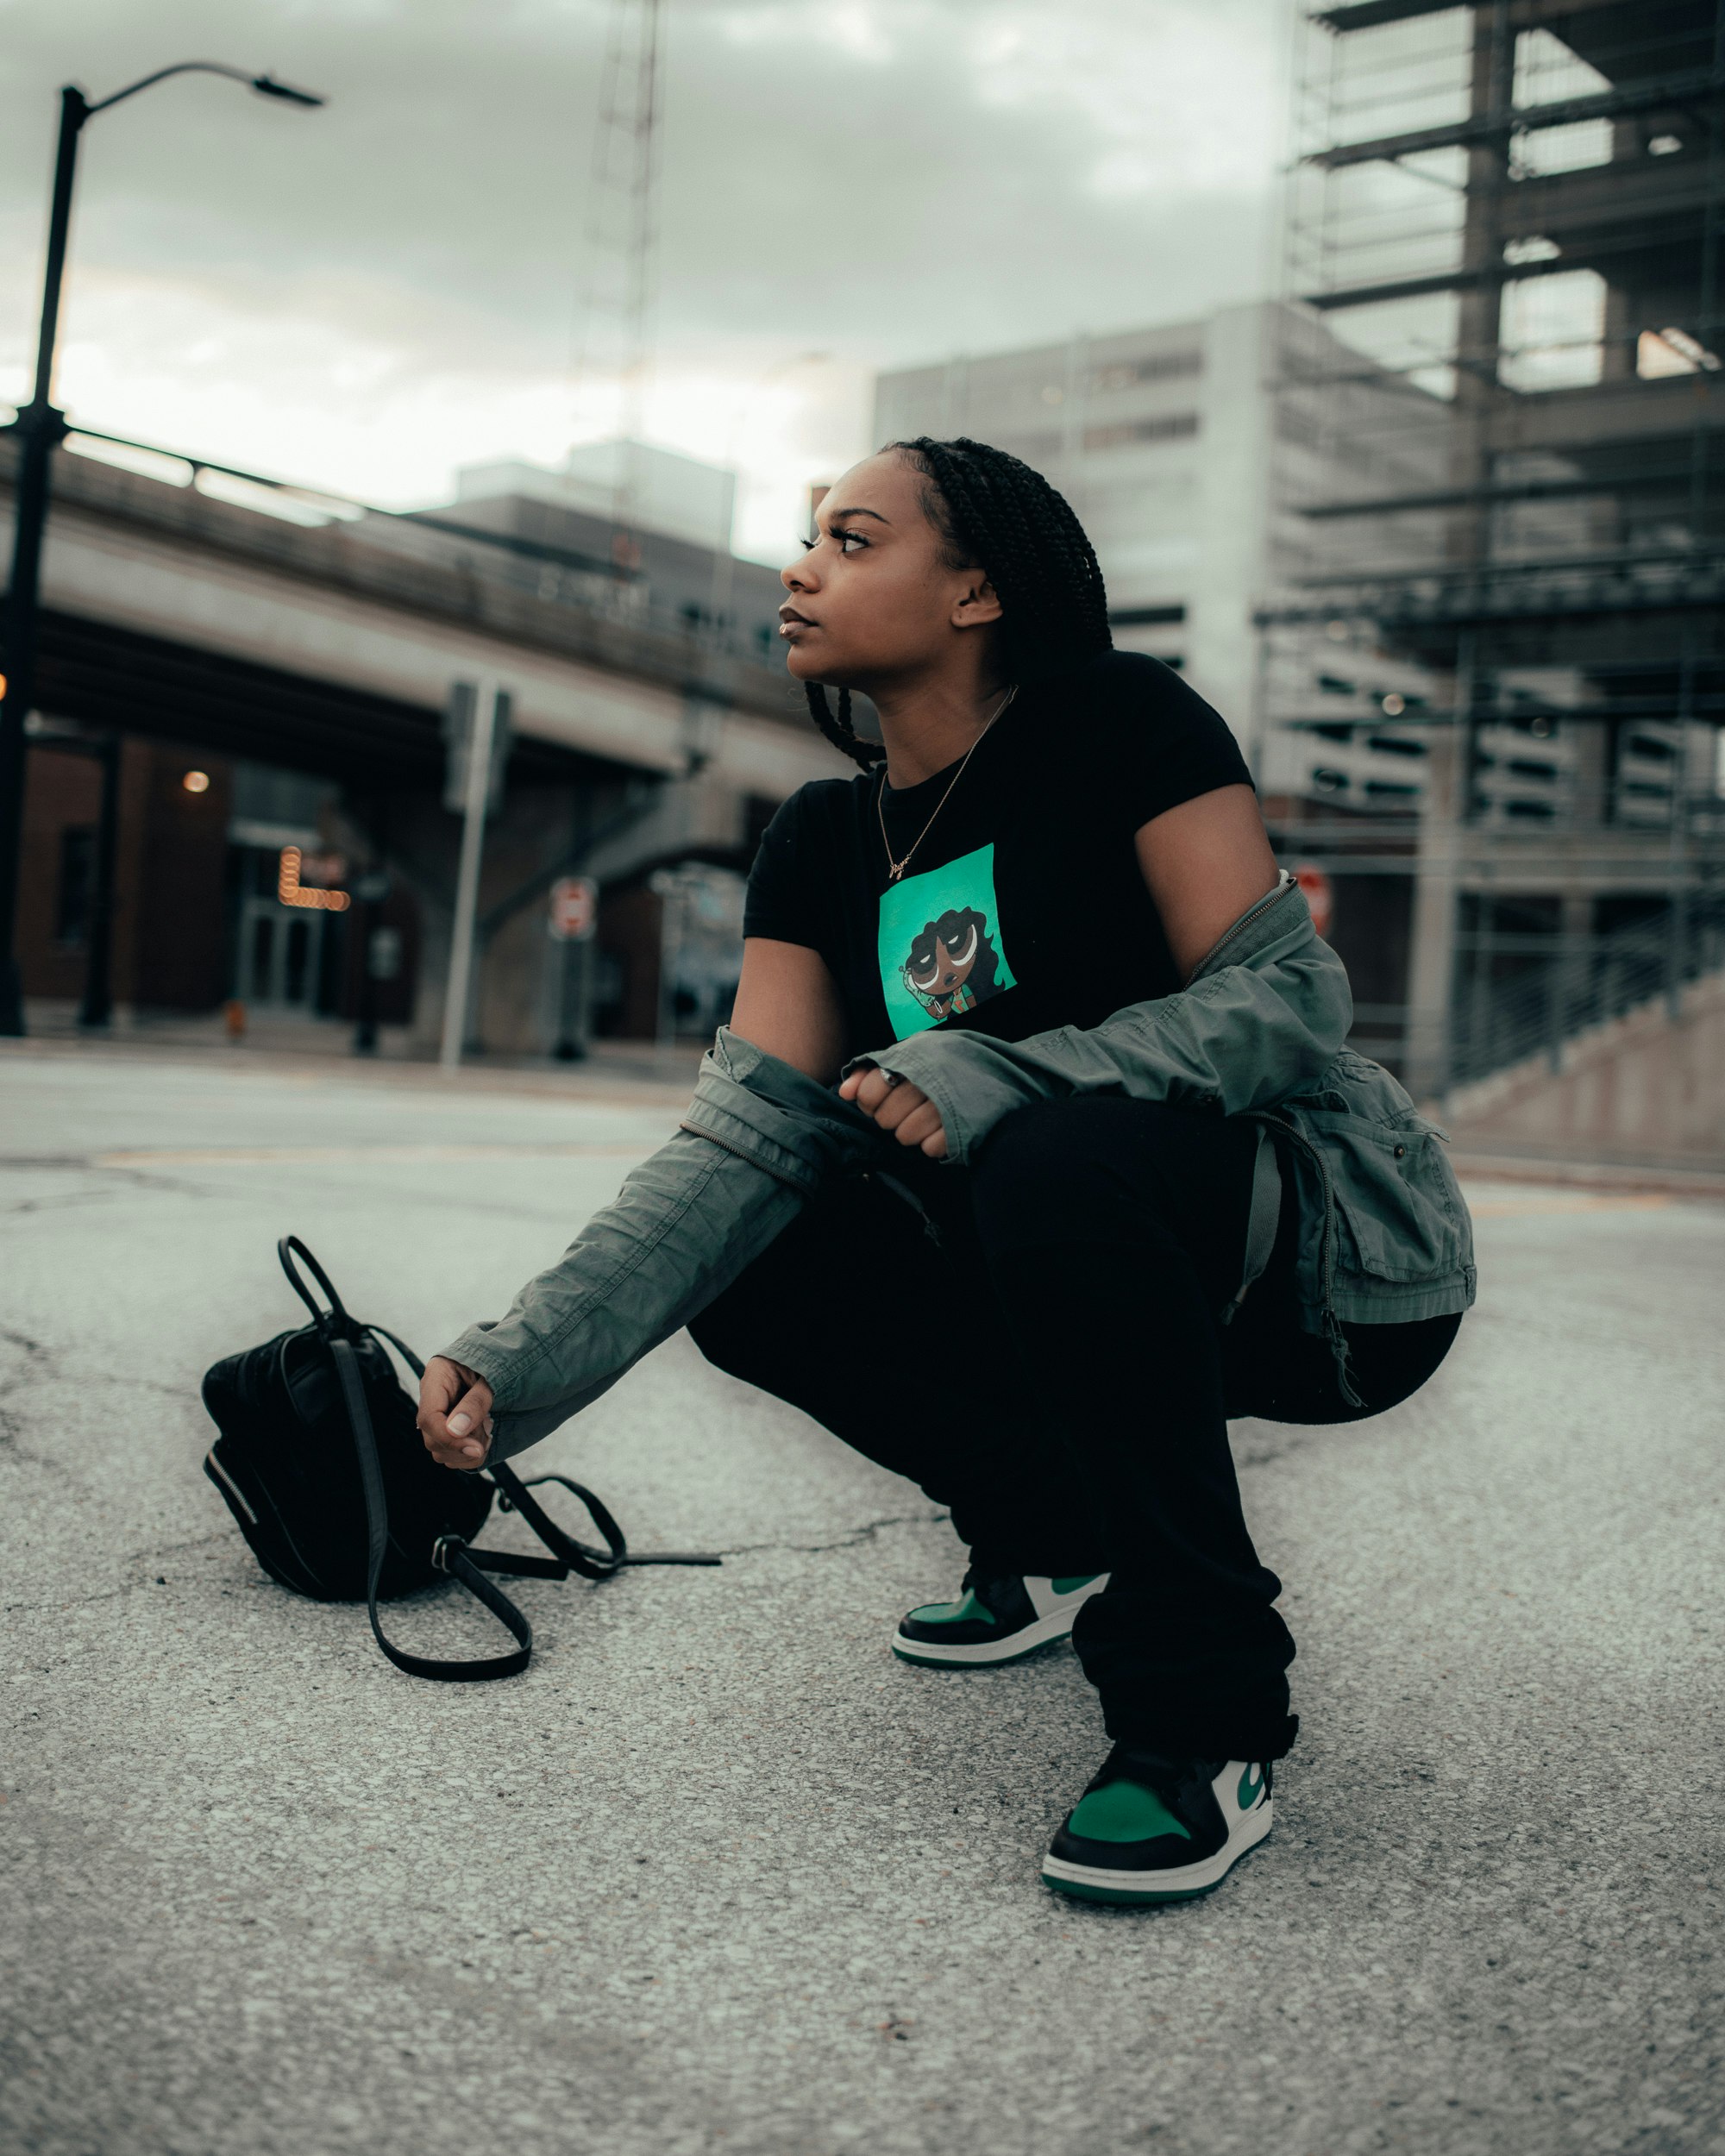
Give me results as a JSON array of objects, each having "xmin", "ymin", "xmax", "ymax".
[{"xmin": 1443, "ymin": 896, "xmax": 1725, "ymax": 1170}]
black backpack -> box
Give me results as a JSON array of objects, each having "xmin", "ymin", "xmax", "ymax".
[{"xmin": 201, "ymin": 1237, "xmax": 714, "ymax": 1681}]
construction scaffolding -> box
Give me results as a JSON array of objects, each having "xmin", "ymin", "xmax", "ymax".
[{"xmin": 1260, "ymin": 0, "xmax": 1725, "ymax": 1100}]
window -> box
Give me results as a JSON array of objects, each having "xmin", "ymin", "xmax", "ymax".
[
  {"xmin": 1108, "ymin": 605, "xmax": 1187, "ymax": 628},
  {"xmin": 1509, "ymin": 28, "xmax": 1612, "ymax": 179},
  {"xmin": 1091, "ymin": 353, "xmax": 1202, "ymax": 392},
  {"xmin": 57, "ymin": 827, "xmax": 97, "ymax": 946},
  {"xmin": 1499, "ymin": 269, "xmax": 1607, "ymax": 392},
  {"xmin": 1082, "ymin": 414, "xmax": 1200, "ymax": 453}
]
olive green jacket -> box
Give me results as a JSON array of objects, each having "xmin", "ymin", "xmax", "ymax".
[{"xmin": 444, "ymin": 875, "xmax": 1474, "ymax": 1459}]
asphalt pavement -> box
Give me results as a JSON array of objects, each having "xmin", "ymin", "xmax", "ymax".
[{"xmin": 3, "ymin": 1038, "xmax": 1722, "ymax": 2156}]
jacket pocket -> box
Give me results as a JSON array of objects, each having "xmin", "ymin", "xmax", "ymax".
[{"xmin": 1295, "ymin": 1108, "xmax": 1469, "ymax": 1283}]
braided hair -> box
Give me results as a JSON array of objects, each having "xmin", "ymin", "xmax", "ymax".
[{"xmin": 802, "ymin": 436, "xmax": 1113, "ymax": 770}]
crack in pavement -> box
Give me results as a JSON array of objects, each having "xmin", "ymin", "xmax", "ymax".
[
  {"xmin": 710, "ymin": 1510, "xmax": 949, "ymax": 1558},
  {"xmin": 20, "ymin": 1515, "xmax": 956, "ymax": 1619}
]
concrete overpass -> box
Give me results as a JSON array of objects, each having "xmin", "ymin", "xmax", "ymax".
[
  {"xmin": 1, "ymin": 435, "xmax": 846, "ymax": 1051},
  {"xmin": 0, "ymin": 435, "xmax": 837, "ymax": 800}
]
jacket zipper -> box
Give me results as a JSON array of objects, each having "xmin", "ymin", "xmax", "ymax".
[
  {"xmin": 1195, "ymin": 872, "xmax": 1296, "ymax": 982},
  {"xmin": 678, "ymin": 1117, "xmax": 816, "ymax": 1196}
]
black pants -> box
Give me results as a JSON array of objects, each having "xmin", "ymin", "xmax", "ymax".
[{"xmin": 689, "ymin": 1097, "xmax": 1460, "ymax": 1761}]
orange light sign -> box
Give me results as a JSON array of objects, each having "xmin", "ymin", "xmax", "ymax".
[{"xmin": 278, "ymin": 846, "xmax": 351, "ymax": 912}]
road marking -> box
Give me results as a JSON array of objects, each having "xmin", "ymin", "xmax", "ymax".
[{"xmin": 92, "ymin": 1142, "xmax": 657, "ymax": 1167}]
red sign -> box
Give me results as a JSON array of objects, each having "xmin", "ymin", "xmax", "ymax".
[
  {"xmin": 549, "ymin": 875, "xmax": 599, "ymax": 942},
  {"xmin": 1292, "ymin": 862, "xmax": 1333, "ymax": 937}
]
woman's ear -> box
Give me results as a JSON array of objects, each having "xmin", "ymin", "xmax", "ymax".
[{"xmin": 950, "ymin": 573, "xmax": 1003, "ymax": 630}]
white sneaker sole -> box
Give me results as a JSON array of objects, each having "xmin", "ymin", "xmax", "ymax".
[
  {"xmin": 890, "ymin": 1602, "xmax": 1085, "ymax": 1667},
  {"xmin": 1041, "ymin": 1800, "xmax": 1273, "ymax": 1904}
]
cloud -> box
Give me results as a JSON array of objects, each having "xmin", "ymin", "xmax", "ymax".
[{"xmin": 0, "ymin": 0, "xmax": 1287, "ymax": 557}]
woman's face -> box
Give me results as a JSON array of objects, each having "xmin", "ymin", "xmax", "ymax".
[{"xmin": 778, "ymin": 449, "xmax": 1000, "ymax": 690}]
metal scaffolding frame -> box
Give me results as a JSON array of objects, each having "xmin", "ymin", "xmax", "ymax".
[{"xmin": 1261, "ymin": 0, "xmax": 1725, "ymax": 1094}]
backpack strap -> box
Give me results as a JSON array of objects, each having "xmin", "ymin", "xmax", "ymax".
[
  {"xmin": 371, "ymin": 1324, "xmax": 629, "ymax": 1579},
  {"xmin": 489, "ymin": 1464, "xmax": 626, "ymax": 1579},
  {"xmin": 370, "ymin": 1324, "xmax": 425, "ymax": 1378},
  {"xmin": 328, "ymin": 1332, "xmax": 534, "ymax": 1682},
  {"xmin": 500, "ymin": 1473, "xmax": 720, "ymax": 1568},
  {"xmin": 1220, "ymin": 1121, "xmax": 1283, "ymax": 1327},
  {"xmin": 372, "ymin": 1326, "xmax": 719, "ymax": 1570}
]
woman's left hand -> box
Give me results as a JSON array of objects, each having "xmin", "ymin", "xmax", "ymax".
[{"xmin": 839, "ymin": 1066, "xmax": 949, "ymax": 1158}]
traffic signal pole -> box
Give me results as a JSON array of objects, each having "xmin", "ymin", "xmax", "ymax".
[{"xmin": 440, "ymin": 677, "xmax": 501, "ymax": 1070}]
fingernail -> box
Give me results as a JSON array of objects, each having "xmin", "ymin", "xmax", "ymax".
[
  {"xmin": 448, "ymin": 1413, "xmax": 472, "ymax": 1436},
  {"xmin": 461, "ymin": 1442, "xmax": 482, "ymax": 1460}
]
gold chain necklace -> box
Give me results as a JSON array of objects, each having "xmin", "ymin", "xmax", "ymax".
[{"xmin": 876, "ymin": 684, "xmax": 1018, "ymax": 883}]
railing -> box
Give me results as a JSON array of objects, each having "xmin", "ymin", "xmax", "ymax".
[
  {"xmin": 1448, "ymin": 889, "xmax": 1725, "ymax": 1089},
  {"xmin": 5, "ymin": 419, "xmax": 788, "ymax": 682}
]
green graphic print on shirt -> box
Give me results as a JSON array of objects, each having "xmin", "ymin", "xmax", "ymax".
[{"xmin": 877, "ymin": 842, "xmax": 1018, "ymax": 1040}]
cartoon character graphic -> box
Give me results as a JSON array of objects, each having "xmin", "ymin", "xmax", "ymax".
[
  {"xmin": 876, "ymin": 842, "xmax": 1016, "ymax": 1038},
  {"xmin": 900, "ymin": 905, "xmax": 1000, "ymax": 1023}
]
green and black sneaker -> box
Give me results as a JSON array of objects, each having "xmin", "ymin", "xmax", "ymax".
[
  {"xmin": 890, "ymin": 1570, "xmax": 1109, "ymax": 1667},
  {"xmin": 1040, "ymin": 1748, "xmax": 1273, "ymax": 1906}
]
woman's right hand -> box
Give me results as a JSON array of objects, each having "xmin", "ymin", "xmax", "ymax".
[{"xmin": 417, "ymin": 1356, "xmax": 495, "ymax": 1470}]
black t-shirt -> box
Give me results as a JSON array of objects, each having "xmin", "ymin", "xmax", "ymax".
[{"xmin": 744, "ymin": 649, "xmax": 1252, "ymax": 1057}]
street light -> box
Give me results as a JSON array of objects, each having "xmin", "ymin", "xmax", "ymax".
[{"xmin": 0, "ymin": 62, "xmax": 326, "ymax": 1036}]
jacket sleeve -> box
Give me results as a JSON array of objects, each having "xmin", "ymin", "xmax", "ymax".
[
  {"xmin": 849, "ymin": 880, "xmax": 1353, "ymax": 1166},
  {"xmin": 437, "ymin": 1028, "xmax": 887, "ymax": 1462},
  {"xmin": 440, "ymin": 1129, "xmax": 808, "ymax": 1463}
]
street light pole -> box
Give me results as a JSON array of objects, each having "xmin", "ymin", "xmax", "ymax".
[{"xmin": 0, "ymin": 63, "xmax": 324, "ymax": 1037}]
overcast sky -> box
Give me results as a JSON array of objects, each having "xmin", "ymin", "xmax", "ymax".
[{"xmin": 0, "ymin": 0, "xmax": 1291, "ymax": 562}]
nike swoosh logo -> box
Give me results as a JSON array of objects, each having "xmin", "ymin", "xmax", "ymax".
[{"xmin": 1237, "ymin": 1766, "xmax": 1264, "ymax": 1811}]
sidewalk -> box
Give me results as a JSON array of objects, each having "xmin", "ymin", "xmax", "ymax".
[
  {"xmin": 1447, "ymin": 1147, "xmax": 1725, "ymax": 1201},
  {"xmin": 3, "ymin": 1044, "xmax": 1722, "ymax": 2156},
  {"xmin": 15, "ymin": 1000, "xmax": 707, "ymax": 1111}
]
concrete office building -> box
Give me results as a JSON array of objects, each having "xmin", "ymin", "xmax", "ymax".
[
  {"xmin": 874, "ymin": 306, "xmax": 1444, "ymax": 805},
  {"xmin": 431, "ymin": 438, "xmax": 788, "ymax": 668},
  {"xmin": 876, "ymin": 308, "xmax": 1276, "ymax": 761}
]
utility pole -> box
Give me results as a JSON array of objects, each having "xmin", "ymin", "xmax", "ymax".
[
  {"xmin": 441, "ymin": 677, "xmax": 505, "ymax": 1069},
  {"xmin": 0, "ymin": 62, "xmax": 323, "ymax": 1035}
]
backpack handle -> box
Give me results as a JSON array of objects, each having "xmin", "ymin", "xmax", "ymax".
[{"xmin": 279, "ymin": 1236, "xmax": 352, "ymax": 1332}]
